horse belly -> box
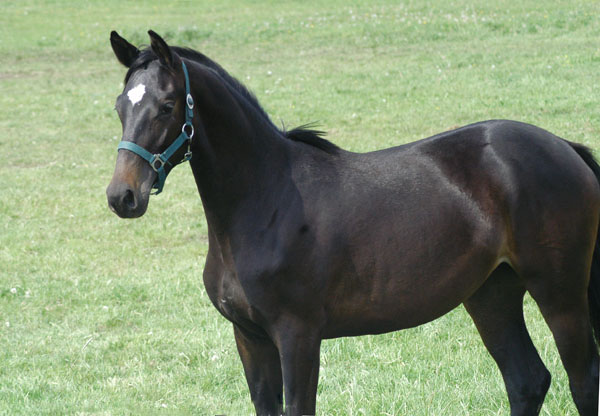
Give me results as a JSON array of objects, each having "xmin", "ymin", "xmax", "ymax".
[
  {"xmin": 320, "ymin": 191, "xmax": 503, "ymax": 338},
  {"xmin": 323, "ymin": 245, "xmax": 499, "ymax": 338}
]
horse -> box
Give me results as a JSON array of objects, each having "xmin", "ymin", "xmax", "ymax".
[{"xmin": 106, "ymin": 30, "xmax": 600, "ymax": 416}]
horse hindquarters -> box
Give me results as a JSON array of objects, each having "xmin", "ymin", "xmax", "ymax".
[
  {"xmin": 493, "ymin": 141, "xmax": 600, "ymax": 415},
  {"xmin": 522, "ymin": 145, "xmax": 600, "ymax": 416},
  {"xmin": 467, "ymin": 209, "xmax": 599, "ymax": 415}
]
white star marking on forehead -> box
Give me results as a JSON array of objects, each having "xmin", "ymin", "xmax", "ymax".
[{"xmin": 127, "ymin": 83, "xmax": 146, "ymax": 106}]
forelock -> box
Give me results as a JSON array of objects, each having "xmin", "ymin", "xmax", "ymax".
[{"xmin": 124, "ymin": 48, "xmax": 160, "ymax": 84}]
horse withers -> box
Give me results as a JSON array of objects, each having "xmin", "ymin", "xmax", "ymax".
[{"xmin": 106, "ymin": 30, "xmax": 600, "ymax": 415}]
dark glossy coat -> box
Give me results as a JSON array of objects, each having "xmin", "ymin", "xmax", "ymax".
[{"xmin": 106, "ymin": 31, "xmax": 600, "ymax": 416}]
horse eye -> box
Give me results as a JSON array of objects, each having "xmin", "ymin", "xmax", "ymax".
[{"xmin": 160, "ymin": 103, "xmax": 175, "ymax": 115}]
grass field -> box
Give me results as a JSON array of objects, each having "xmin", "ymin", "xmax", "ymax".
[{"xmin": 1, "ymin": 0, "xmax": 599, "ymax": 414}]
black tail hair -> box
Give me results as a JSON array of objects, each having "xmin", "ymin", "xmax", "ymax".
[{"xmin": 570, "ymin": 141, "xmax": 600, "ymax": 348}]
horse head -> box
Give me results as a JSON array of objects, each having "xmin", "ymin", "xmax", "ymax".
[{"xmin": 106, "ymin": 30, "xmax": 195, "ymax": 218}]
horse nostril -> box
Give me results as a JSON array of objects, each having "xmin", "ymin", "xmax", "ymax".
[
  {"xmin": 107, "ymin": 182, "xmax": 146, "ymax": 218},
  {"xmin": 122, "ymin": 189, "xmax": 137, "ymax": 210}
]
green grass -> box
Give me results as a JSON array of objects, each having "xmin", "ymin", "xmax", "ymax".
[{"xmin": 1, "ymin": 0, "xmax": 599, "ymax": 414}]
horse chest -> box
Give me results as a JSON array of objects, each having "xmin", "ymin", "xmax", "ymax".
[{"xmin": 203, "ymin": 260, "xmax": 257, "ymax": 327}]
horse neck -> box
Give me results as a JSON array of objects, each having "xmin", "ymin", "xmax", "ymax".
[{"xmin": 187, "ymin": 64, "xmax": 291, "ymax": 236}]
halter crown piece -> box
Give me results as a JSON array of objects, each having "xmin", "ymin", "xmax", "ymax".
[{"xmin": 117, "ymin": 61, "xmax": 194, "ymax": 195}]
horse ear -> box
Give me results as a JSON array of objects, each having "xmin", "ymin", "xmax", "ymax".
[
  {"xmin": 110, "ymin": 31, "xmax": 140, "ymax": 68},
  {"xmin": 148, "ymin": 30, "xmax": 174, "ymax": 68}
]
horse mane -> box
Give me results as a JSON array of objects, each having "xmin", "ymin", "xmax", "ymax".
[
  {"xmin": 124, "ymin": 46, "xmax": 339, "ymax": 154},
  {"xmin": 284, "ymin": 124, "xmax": 339, "ymax": 154}
]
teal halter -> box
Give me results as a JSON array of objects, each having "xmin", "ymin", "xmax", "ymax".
[{"xmin": 117, "ymin": 61, "xmax": 194, "ymax": 195}]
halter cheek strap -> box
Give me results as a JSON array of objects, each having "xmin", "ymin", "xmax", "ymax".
[{"xmin": 117, "ymin": 61, "xmax": 194, "ymax": 195}]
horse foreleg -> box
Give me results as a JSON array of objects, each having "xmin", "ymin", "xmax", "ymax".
[
  {"xmin": 273, "ymin": 322, "xmax": 322, "ymax": 416},
  {"xmin": 234, "ymin": 325, "xmax": 283, "ymax": 416}
]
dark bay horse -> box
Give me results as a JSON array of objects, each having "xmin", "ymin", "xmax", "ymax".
[{"xmin": 106, "ymin": 30, "xmax": 600, "ymax": 416}]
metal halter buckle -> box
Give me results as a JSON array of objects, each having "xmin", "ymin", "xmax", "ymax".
[
  {"xmin": 150, "ymin": 154, "xmax": 165, "ymax": 172},
  {"xmin": 186, "ymin": 93, "xmax": 194, "ymax": 109}
]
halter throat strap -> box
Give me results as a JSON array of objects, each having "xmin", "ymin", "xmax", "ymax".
[{"xmin": 117, "ymin": 60, "xmax": 194, "ymax": 195}]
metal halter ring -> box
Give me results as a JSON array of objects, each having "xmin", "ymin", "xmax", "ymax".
[
  {"xmin": 186, "ymin": 94, "xmax": 194, "ymax": 109},
  {"xmin": 182, "ymin": 122, "xmax": 194, "ymax": 139},
  {"xmin": 150, "ymin": 154, "xmax": 166, "ymax": 172}
]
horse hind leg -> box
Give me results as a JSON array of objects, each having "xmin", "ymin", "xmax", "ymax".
[
  {"xmin": 464, "ymin": 263, "xmax": 551, "ymax": 415},
  {"xmin": 523, "ymin": 262, "xmax": 599, "ymax": 416}
]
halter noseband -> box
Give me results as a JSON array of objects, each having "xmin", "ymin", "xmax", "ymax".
[{"xmin": 117, "ymin": 61, "xmax": 194, "ymax": 195}]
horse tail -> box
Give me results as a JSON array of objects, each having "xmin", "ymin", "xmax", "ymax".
[{"xmin": 569, "ymin": 141, "xmax": 600, "ymax": 347}]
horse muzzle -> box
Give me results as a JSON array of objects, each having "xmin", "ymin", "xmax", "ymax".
[
  {"xmin": 106, "ymin": 181, "xmax": 149, "ymax": 218},
  {"xmin": 106, "ymin": 151, "xmax": 154, "ymax": 218}
]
